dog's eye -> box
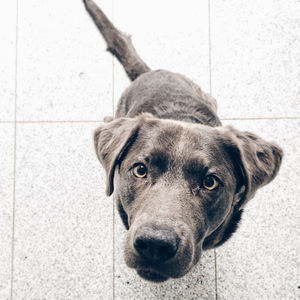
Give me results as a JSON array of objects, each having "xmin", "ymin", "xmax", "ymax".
[
  {"xmin": 132, "ymin": 164, "xmax": 147, "ymax": 178},
  {"xmin": 203, "ymin": 175, "xmax": 218, "ymax": 190}
]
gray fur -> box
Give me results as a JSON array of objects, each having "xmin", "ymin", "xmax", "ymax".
[{"xmin": 84, "ymin": 0, "xmax": 283, "ymax": 282}]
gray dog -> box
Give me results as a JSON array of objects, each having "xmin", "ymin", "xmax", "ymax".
[{"xmin": 84, "ymin": 0, "xmax": 283, "ymax": 282}]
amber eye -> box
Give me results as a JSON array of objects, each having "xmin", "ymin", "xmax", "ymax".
[
  {"xmin": 203, "ymin": 175, "xmax": 218, "ymax": 190},
  {"xmin": 132, "ymin": 164, "xmax": 147, "ymax": 178}
]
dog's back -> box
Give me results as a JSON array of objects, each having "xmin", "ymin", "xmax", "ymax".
[{"xmin": 116, "ymin": 70, "xmax": 220, "ymax": 126}]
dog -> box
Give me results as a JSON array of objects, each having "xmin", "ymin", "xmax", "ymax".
[{"xmin": 84, "ymin": 0, "xmax": 283, "ymax": 282}]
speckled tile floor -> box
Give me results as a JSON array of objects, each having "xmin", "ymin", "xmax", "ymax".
[{"xmin": 0, "ymin": 0, "xmax": 299, "ymax": 299}]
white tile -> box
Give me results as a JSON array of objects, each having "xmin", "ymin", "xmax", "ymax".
[
  {"xmin": 113, "ymin": 0, "xmax": 210, "ymax": 109},
  {"xmin": 211, "ymin": 0, "xmax": 300, "ymax": 118},
  {"xmin": 0, "ymin": 124, "xmax": 14, "ymax": 299},
  {"xmin": 216, "ymin": 119, "xmax": 299, "ymax": 300},
  {"xmin": 114, "ymin": 215, "xmax": 216, "ymax": 299},
  {"xmin": 13, "ymin": 123, "xmax": 113, "ymax": 299},
  {"xmin": 17, "ymin": 0, "xmax": 113, "ymax": 121},
  {"xmin": 0, "ymin": 0, "xmax": 16, "ymax": 121}
]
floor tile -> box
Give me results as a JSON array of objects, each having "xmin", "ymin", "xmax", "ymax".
[
  {"xmin": 0, "ymin": 0, "xmax": 16, "ymax": 121},
  {"xmin": 114, "ymin": 214, "xmax": 216, "ymax": 300},
  {"xmin": 113, "ymin": 0, "xmax": 210, "ymax": 110},
  {"xmin": 13, "ymin": 123, "xmax": 113, "ymax": 299},
  {"xmin": 17, "ymin": 0, "xmax": 113, "ymax": 121},
  {"xmin": 211, "ymin": 0, "xmax": 300, "ymax": 118},
  {"xmin": 216, "ymin": 119, "xmax": 300, "ymax": 300},
  {"xmin": 0, "ymin": 124, "xmax": 14, "ymax": 299}
]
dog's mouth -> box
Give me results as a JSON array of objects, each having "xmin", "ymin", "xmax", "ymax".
[{"xmin": 137, "ymin": 268, "xmax": 168, "ymax": 282}]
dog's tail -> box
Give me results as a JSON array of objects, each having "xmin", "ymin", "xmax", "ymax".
[{"xmin": 83, "ymin": 0, "xmax": 151, "ymax": 81}]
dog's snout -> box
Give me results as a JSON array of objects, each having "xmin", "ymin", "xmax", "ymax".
[{"xmin": 134, "ymin": 225, "xmax": 179, "ymax": 263}]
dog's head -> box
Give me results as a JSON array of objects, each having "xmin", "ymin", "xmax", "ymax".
[{"xmin": 94, "ymin": 114, "xmax": 282, "ymax": 282}]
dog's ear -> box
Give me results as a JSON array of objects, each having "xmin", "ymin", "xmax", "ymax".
[
  {"xmin": 94, "ymin": 117, "xmax": 140, "ymax": 196},
  {"xmin": 220, "ymin": 126, "xmax": 283, "ymax": 209}
]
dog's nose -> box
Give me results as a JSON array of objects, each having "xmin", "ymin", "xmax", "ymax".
[{"xmin": 134, "ymin": 225, "xmax": 179, "ymax": 263}]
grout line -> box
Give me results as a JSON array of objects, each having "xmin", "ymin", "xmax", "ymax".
[
  {"xmin": 112, "ymin": 59, "xmax": 115, "ymax": 117},
  {"xmin": 208, "ymin": 1, "xmax": 218, "ymax": 299},
  {"xmin": 111, "ymin": 0, "xmax": 115, "ymax": 118},
  {"xmin": 0, "ymin": 116, "xmax": 298, "ymax": 125},
  {"xmin": 208, "ymin": 0, "xmax": 212, "ymax": 96},
  {"xmin": 214, "ymin": 250, "xmax": 218, "ymax": 300},
  {"xmin": 112, "ymin": 190, "xmax": 116, "ymax": 300},
  {"xmin": 17, "ymin": 120, "xmax": 104, "ymax": 123},
  {"xmin": 112, "ymin": 1, "xmax": 116, "ymax": 299},
  {"xmin": 10, "ymin": 0, "xmax": 19, "ymax": 299},
  {"xmin": 112, "ymin": 58, "xmax": 115, "ymax": 117},
  {"xmin": 10, "ymin": 115, "xmax": 17, "ymax": 300},
  {"xmin": 220, "ymin": 117, "xmax": 300, "ymax": 121},
  {"xmin": 0, "ymin": 120, "xmax": 104, "ymax": 124}
]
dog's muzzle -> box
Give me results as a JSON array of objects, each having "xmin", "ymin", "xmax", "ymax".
[{"xmin": 134, "ymin": 224, "xmax": 180, "ymax": 263}]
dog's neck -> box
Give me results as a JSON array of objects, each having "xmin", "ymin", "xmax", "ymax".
[{"xmin": 202, "ymin": 206, "xmax": 243, "ymax": 250}]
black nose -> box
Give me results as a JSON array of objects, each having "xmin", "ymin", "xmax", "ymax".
[{"xmin": 134, "ymin": 225, "xmax": 179, "ymax": 263}]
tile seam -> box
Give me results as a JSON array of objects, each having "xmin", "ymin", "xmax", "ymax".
[
  {"xmin": 208, "ymin": 0, "xmax": 218, "ymax": 299},
  {"xmin": 0, "ymin": 120, "xmax": 105, "ymax": 124},
  {"xmin": 10, "ymin": 0, "xmax": 19, "ymax": 299},
  {"xmin": 220, "ymin": 117, "xmax": 300, "ymax": 121},
  {"xmin": 208, "ymin": 0, "xmax": 212, "ymax": 96},
  {"xmin": 0, "ymin": 117, "xmax": 298, "ymax": 125},
  {"xmin": 112, "ymin": 1, "xmax": 115, "ymax": 299}
]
